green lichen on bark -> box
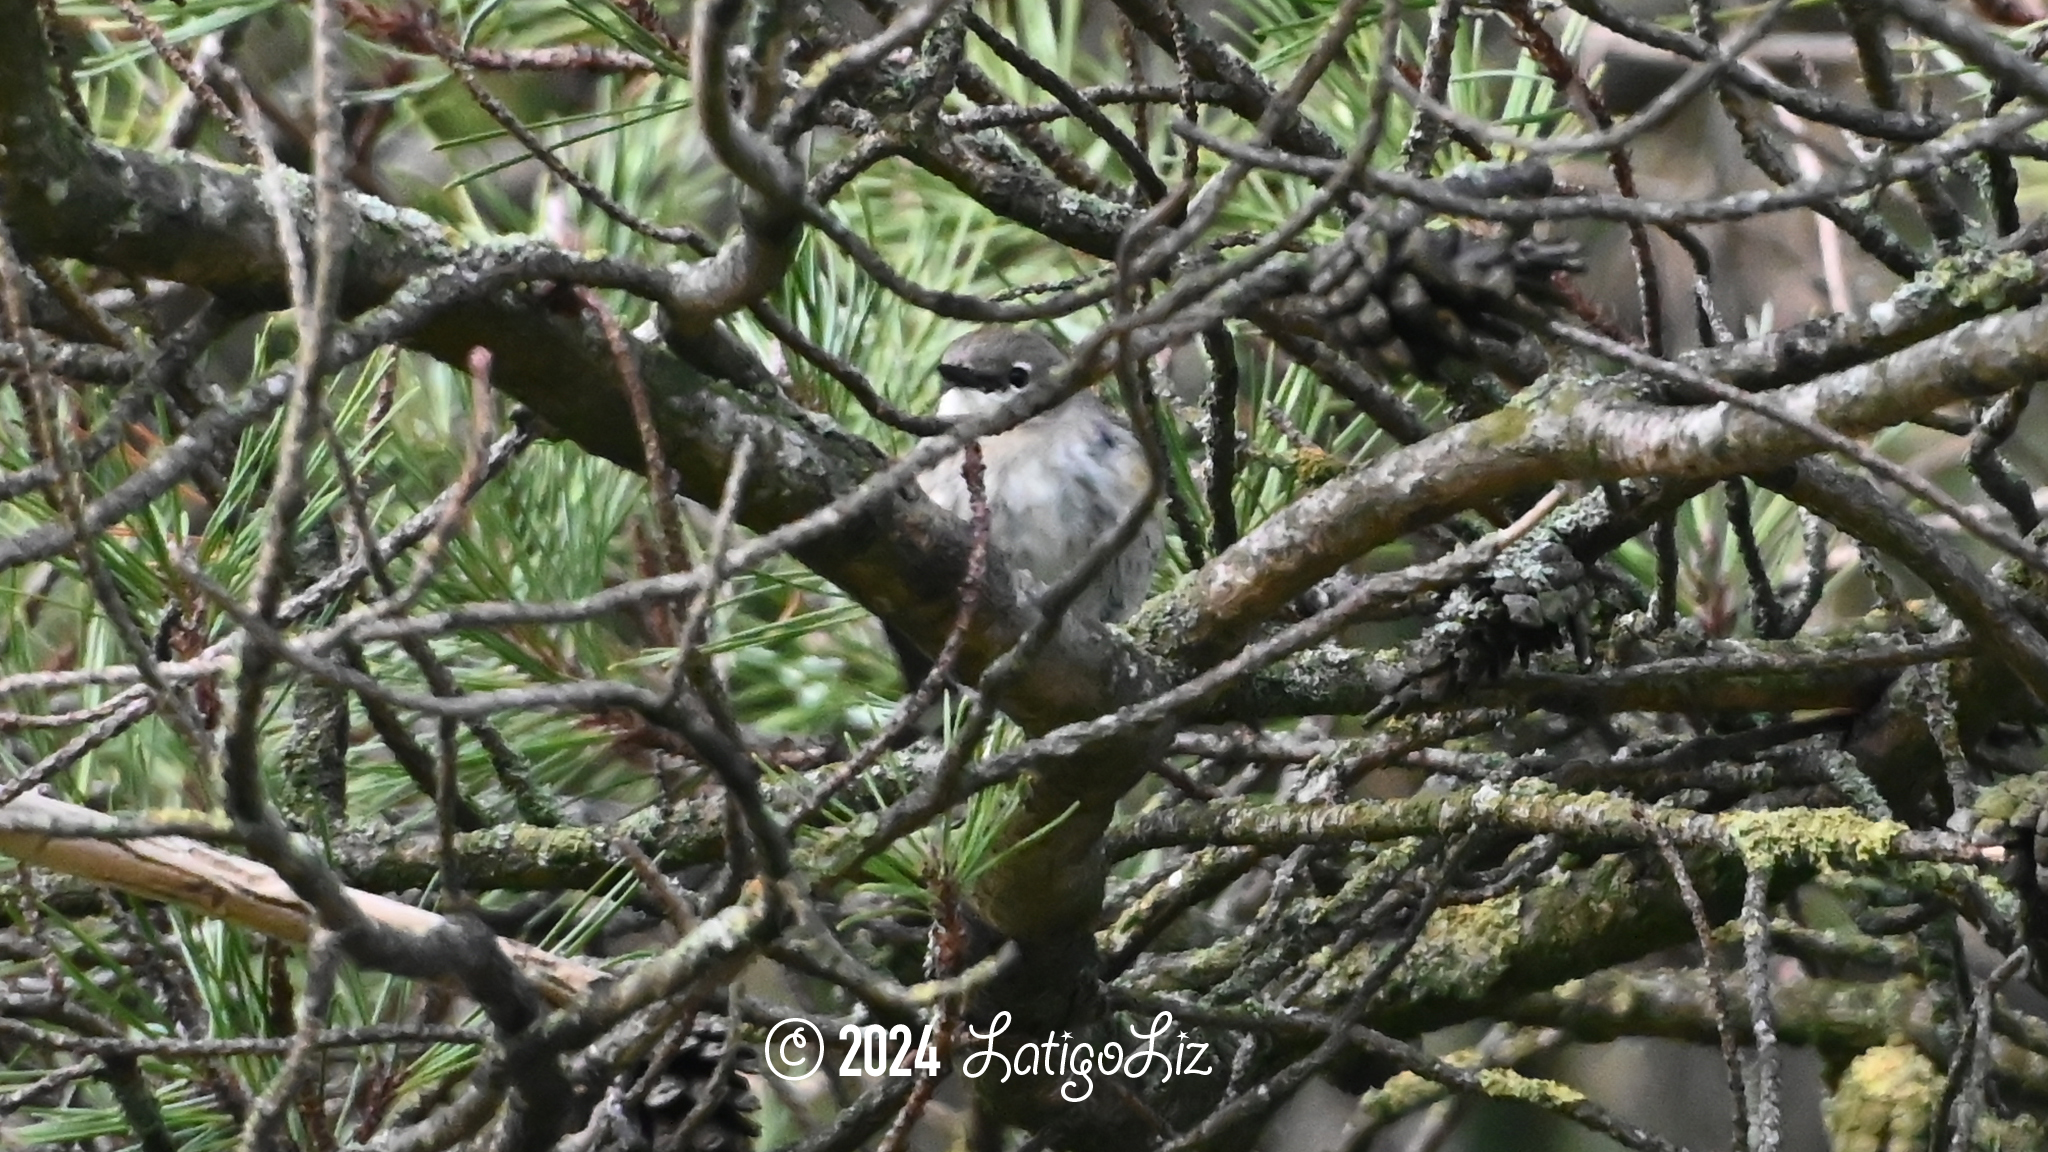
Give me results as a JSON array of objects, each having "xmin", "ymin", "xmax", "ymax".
[
  {"xmin": 1915, "ymin": 249, "xmax": 2041, "ymax": 314},
  {"xmin": 1825, "ymin": 1043, "xmax": 1938, "ymax": 1152},
  {"xmin": 1720, "ymin": 807, "xmax": 1908, "ymax": 870},
  {"xmin": 1473, "ymin": 1067, "xmax": 1587, "ymax": 1106}
]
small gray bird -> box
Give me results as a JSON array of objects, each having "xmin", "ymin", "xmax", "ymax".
[{"xmin": 891, "ymin": 327, "xmax": 1163, "ymax": 688}]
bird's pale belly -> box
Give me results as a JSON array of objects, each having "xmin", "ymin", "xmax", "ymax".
[
  {"xmin": 985, "ymin": 449, "xmax": 1123, "ymax": 589},
  {"xmin": 921, "ymin": 420, "xmax": 1159, "ymax": 623}
]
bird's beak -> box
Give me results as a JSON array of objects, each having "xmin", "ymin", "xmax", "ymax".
[{"xmin": 937, "ymin": 363, "xmax": 985, "ymax": 391}]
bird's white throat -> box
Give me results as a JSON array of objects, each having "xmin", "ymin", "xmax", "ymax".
[{"xmin": 935, "ymin": 387, "xmax": 1016, "ymax": 420}]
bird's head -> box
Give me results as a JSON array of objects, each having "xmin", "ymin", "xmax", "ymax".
[{"xmin": 934, "ymin": 327, "xmax": 1066, "ymax": 419}]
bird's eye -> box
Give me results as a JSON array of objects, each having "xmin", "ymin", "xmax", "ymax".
[{"xmin": 1008, "ymin": 364, "xmax": 1031, "ymax": 387}]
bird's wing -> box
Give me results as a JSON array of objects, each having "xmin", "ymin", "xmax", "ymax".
[{"xmin": 916, "ymin": 451, "xmax": 972, "ymax": 518}]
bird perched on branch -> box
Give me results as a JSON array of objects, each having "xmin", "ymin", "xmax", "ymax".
[{"xmin": 890, "ymin": 327, "xmax": 1164, "ymax": 690}]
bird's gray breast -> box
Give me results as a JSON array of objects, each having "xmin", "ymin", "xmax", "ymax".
[{"xmin": 917, "ymin": 406, "xmax": 1161, "ymax": 623}]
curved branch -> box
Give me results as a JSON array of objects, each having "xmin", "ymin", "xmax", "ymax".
[{"xmin": 1153, "ymin": 304, "xmax": 2048, "ymax": 666}]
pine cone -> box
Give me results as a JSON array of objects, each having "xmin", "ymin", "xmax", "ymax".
[
  {"xmin": 1954, "ymin": 771, "xmax": 2048, "ymax": 983},
  {"xmin": 1955, "ymin": 770, "xmax": 2048, "ymax": 893},
  {"xmin": 1427, "ymin": 536, "xmax": 1594, "ymax": 683},
  {"xmin": 634, "ymin": 1017, "xmax": 761, "ymax": 1152},
  {"xmin": 1303, "ymin": 181, "xmax": 1579, "ymax": 382}
]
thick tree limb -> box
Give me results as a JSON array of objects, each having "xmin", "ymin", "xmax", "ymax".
[{"xmin": 1148, "ymin": 305, "xmax": 2048, "ymax": 667}]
